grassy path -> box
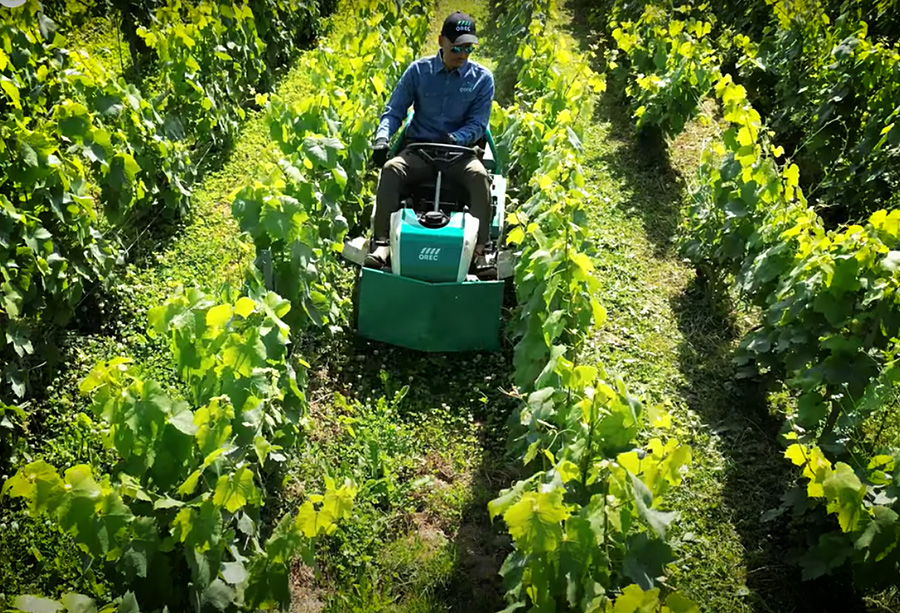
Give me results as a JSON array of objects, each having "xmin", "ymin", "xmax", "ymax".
[
  {"xmin": 576, "ymin": 95, "xmax": 789, "ymax": 612},
  {"xmin": 279, "ymin": 2, "xmax": 519, "ymax": 611}
]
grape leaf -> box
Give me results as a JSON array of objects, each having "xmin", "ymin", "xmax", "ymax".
[
  {"xmin": 629, "ymin": 472, "xmax": 676, "ymax": 539},
  {"xmin": 823, "ymin": 462, "xmax": 866, "ymax": 532},
  {"xmin": 622, "ymin": 533, "xmax": 673, "ymax": 590},
  {"xmin": 611, "ymin": 584, "xmax": 660, "ymax": 612},
  {"xmin": 60, "ymin": 593, "xmax": 97, "ymax": 613},
  {"xmin": 11, "ymin": 596, "xmax": 64, "ymax": 613},
  {"xmin": 212, "ymin": 466, "xmax": 258, "ymax": 513},
  {"xmin": 503, "ymin": 489, "xmax": 569, "ymax": 553},
  {"xmin": 855, "ymin": 505, "xmax": 900, "ymax": 562}
]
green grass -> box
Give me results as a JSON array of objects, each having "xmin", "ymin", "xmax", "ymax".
[
  {"xmin": 274, "ymin": 1, "xmax": 517, "ymax": 609},
  {"xmin": 64, "ymin": 13, "xmax": 133, "ymax": 80}
]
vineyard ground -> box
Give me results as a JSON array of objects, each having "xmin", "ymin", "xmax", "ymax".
[{"xmin": 3, "ymin": 1, "xmax": 896, "ymax": 612}]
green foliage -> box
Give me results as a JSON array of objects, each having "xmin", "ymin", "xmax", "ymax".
[
  {"xmin": 327, "ymin": 388, "xmax": 417, "ymax": 511},
  {"xmin": 604, "ymin": 584, "xmax": 701, "ymax": 612},
  {"xmin": 137, "ymin": 0, "xmax": 266, "ymax": 148},
  {"xmin": 9, "ymin": 591, "xmax": 138, "ymax": 613},
  {"xmin": 2, "ymin": 290, "xmax": 356, "ymax": 610},
  {"xmin": 677, "ymin": 68, "xmax": 900, "ymax": 590},
  {"xmin": 679, "ymin": 71, "xmax": 900, "ymax": 456},
  {"xmin": 786, "ymin": 442, "xmax": 900, "ymax": 589},
  {"xmin": 495, "ymin": 17, "xmax": 606, "ymax": 395},
  {"xmin": 231, "ymin": 147, "xmax": 349, "ymax": 331},
  {"xmin": 147, "ymin": 287, "xmax": 307, "ymax": 448},
  {"xmin": 489, "ymin": 2, "xmax": 698, "ymax": 610},
  {"xmin": 0, "ymin": 2, "xmax": 193, "ymax": 223},
  {"xmin": 0, "ymin": 4, "xmax": 120, "ymax": 399},
  {"xmin": 485, "ymin": 0, "xmax": 549, "ymax": 99},
  {"xmin": 0, "ymin": 0, "xmax": 330, "ymax": 403},
  {"xmin": 489, "ymin": 389, "xmax": 692, "ymax": 608},
  {"xmin": 60, "ymin": 53, "xmax": 194, "ymax": 224},
  {"xmin": 0, "ymin": 402, "xmax": 28, "ymax": 472},
  {"xmin": 608, "ymin": 4, "xmax": 720, "ymax": 137},
  {"xmin": 248, "ymin": 0, "xmax": 321, "ymax": 85},
  {"xmin": 231, "ymin": 0, "xmax": 431, "ymax": 325},
  {"xmin": 735, "ymin": 0, "xmax": 900, "ymax": 223}
]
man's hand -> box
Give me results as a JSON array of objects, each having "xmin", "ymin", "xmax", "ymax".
[
  {"xmin": 439, "ymin": 133, "xmax": 458, "ymax": 145},
  {"xmin": 371, "ymin": 137, "xmax": 389, "ymax": 168}
]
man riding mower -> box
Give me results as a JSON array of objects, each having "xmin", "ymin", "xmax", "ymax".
[{"xmin": 339, "ymin": 12, "xmax": 512, "ymax": 352}]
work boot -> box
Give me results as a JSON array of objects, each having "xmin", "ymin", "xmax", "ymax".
[
  {"xmin": 472, "ymin": 252, "xmax": 488, "ymax": 269},
  {"xmin": 471, "ymin": 244, "xmax": 488, "ymax": 268},
  {"xmin": 364, "ymin": 243, "xmax": 391, "ymax": 269},
  {"xmin": 470, "ymin": 246, "xmax": 493, "ymax": 278}
]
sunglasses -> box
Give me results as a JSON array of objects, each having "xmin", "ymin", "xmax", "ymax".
[{"xmin": 450, "ymin": 45, "xmax": 476, "ymax": 54}]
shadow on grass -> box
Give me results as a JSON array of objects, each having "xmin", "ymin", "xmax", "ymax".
[
  {"xmin": 671, "ymin": 277, "xmax": 866, "ymax": 613},
  {"xmin": 294, "ymin": 307, "xmax": 520, "ymax": 611}
]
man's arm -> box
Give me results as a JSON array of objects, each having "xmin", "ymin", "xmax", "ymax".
[
  {"xmin": 449, "ymin": 75, "xmax": 494, "ymax": 146},
  {"xmin": 375, "ymin": 64, "xmax": 417, "ymax": 142}
]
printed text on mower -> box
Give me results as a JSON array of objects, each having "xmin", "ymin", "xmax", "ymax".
[{"xmin": 419, "ymin": 247, "xmax": 441, "ymax": 260}]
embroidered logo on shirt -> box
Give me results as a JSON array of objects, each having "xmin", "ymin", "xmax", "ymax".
[{"xmin": 459, "ymin": 85, "xmax": 475, "ymax": 93}]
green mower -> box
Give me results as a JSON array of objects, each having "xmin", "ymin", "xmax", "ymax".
[{"xmin": 341, "ymin": 131, "xmax": 512, "ymax": 352}]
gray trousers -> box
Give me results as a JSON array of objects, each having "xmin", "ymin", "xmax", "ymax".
[{"xmin": 374, "ymin": 148, "xmax": 492, "ymax": 245}]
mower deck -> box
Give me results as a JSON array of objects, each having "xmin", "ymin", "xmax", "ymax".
[{"xmin": 355, "ymin": 267, "xmax": 504, "ymax": 352}]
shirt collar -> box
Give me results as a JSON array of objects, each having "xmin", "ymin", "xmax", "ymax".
[{"xmin": 434, "ymin": 49, "xmax": 465, "ymax": 75}]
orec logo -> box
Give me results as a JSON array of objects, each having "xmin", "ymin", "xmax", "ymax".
[
  {"xmin": 419, "ymin": 247, "xmax": 441, "ymax": 261},
  {"xmin": 455, "ymin": 20, "xmax": 472, "ymax": 32},
  {"xmin": 0, "ymin": 0, "xmax": 27, "ymax": 7}
]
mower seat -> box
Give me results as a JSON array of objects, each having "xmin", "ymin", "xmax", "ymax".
[
  {"xmin": 394, "ymin": 138, "xmax": 492, "ymax": 213},
  {"xmin": 401, "ymin": 176, "xmax": 471, "ymax": 213}
]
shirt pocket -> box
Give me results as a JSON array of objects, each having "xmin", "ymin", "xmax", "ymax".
[
  {"xmin": 417, "ymin": 89, "xmax": 444, "ymax": 118},
  {"xmin": 447, "ymin": 91, "xmax": 476, "ymax": 126}
]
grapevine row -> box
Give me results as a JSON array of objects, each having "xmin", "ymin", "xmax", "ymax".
[
  {"xmin": 488, "ymin": 2, "xmax": 698, "ymax": 610},
  {"xmin": 730, "ymin": 0, "xmax": 900, "ymax": 224},
  {"xmin": 0, "ymin": 0, "xmax": 327, "ymax": 401},
  {"xmin": 0, "ymin": 0, "xmax": 434, "ymax": 609},
  {"xmin": 4, "ymin": 288, "xmax": 357, "ymax": 610},
  {"xmin": 601, "ymin": 0, "xmax": 900, "ymax": 592}
]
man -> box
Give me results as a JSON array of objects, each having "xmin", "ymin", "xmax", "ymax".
[{"xmin": 367, "ymin": 11, "xmax": 495, "ymax": 268}]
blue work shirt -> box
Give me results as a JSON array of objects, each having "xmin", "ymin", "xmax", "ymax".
[{"xmin": 375, "ymin": 50, "xmax": 494, "ymax": 146}]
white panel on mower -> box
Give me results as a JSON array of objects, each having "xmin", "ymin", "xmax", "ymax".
[
  {"xmin": 482, "ymin": 144, "xmax": 496, "ymax": 172},
  {"xmin": 456, "ymin": 213, "xmax": 479, "ymax": 282},
  {"xmin": 390, "ymin": 209, "xmax": 479, "ymax": 282},
  {"xmin": 491, "ymin": 174, "xmax": 507, "ymax": 236},
  {"xmin": 390, "ymin": 210, "xmax": 403, "ymax": 276},
  {"xmin": 341, "ymin": 236, "xmax": 369, "ymax": 266}
]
